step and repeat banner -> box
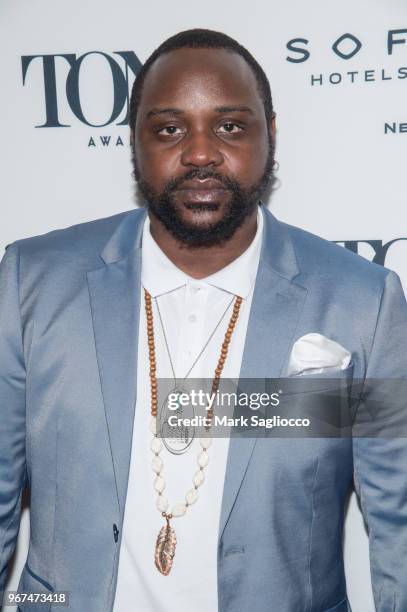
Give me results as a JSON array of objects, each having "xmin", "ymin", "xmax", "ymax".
[{"xmin": 1, "ymin": 0, "xmax": 406, "ymax": 610}]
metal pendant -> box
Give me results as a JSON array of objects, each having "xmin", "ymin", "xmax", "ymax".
[
  {"xmin": 159, "ymin": 387, "xmax": 195, "ymax": 455},
  {"xmin": 155, "ymin": 518, "xmax": 177, "ymax": 575}
]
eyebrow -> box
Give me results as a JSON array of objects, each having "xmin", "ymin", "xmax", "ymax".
[
  {"xmin": 145, "ymin": 105, "xmax": 254, "ymax": 119},
  {"xmin": 214, "ymin": 105, "xmax": 254, "ymax": 115},
  {"xmin": 146, "ymin": 107, "xmax": 183, "ymax": 119}
]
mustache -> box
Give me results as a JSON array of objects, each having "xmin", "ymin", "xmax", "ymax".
[{"xmin": 164, "ymin": 169, "xmax": 235, "ymax": 193}]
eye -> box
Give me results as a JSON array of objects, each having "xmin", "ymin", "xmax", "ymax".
[
  {"xmin": 157, "ymin": 125, "xmax": 184, "ymax": 136},
  {"xmin": 216, "ymin": 122, "xmax": 244, "ymax": 135}
]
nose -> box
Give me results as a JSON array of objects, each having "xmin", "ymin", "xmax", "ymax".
[{"xmin": 180, "ymin": 130, "xmax": 224, "ymax": 168}]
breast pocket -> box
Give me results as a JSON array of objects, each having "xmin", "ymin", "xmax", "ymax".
[
  {"xmin": 16, "ymin": 562, "xmax": 54, "ymax": 612},
  {"xmin": 275, "ymin": 362, "xmax": 356, "ymax": 437}
]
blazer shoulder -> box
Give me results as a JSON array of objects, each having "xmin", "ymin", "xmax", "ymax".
[
  {"xmin": 8, "ymin": 208, "xmax": 143, "ymax": 264},
  {"xmin": 282, "ymin": 219, "xmax": 392, "ymax": 294}
]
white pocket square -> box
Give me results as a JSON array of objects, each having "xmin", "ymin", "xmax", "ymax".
[{"xmin": 287, "ymin": 333, "xmax": 351, "ymax": 377}]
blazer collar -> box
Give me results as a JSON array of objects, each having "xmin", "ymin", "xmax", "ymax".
[
  {"xmin": 99, "ymin": 203, "xmax": 301, "ymax": 281},
  {"xmin": 100, "ymin": 207, "xmax": 147, "ymax": 265}
]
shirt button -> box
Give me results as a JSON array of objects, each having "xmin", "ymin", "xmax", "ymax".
[
  {"xmin": 191, "ymin": 285, "xmax": 201, "ymax": 293},
  {"xmin": 188, "ymin": 314, "xmax": 197, "ymax": 323}
]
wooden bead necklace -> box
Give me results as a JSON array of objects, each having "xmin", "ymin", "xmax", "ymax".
[{"xmin": 144, "ymin": 288, "xmax": 243, "ymax": 575}]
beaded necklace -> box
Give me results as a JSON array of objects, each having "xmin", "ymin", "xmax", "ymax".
[{"xmin": 144, "ymin": 288, "xmax": 243, "ymax": 575}]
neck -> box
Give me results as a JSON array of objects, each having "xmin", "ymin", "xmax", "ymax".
[{"xmin": 148, "ymin": 207, "xmax": 259, "ymax": 279}]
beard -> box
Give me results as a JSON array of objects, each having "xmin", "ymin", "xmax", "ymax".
[{"xmin": 132, "ymin": 140, "xmax": 275, "ymax": 248}]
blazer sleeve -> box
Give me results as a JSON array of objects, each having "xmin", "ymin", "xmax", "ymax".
[
  {"xmin": 0, "ymin": 243, "xmax": 27, "ymax": 591},
  {"xmin": 352, "ymin": 270, "xmax": 407, "ymax": 611}
]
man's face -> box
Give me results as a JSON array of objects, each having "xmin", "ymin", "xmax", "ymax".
[{"xmin": 133, "ymin": 47, "xmax": 275, "ymax": 247}]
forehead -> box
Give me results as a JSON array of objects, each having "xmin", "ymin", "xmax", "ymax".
[{"xmin": 138, "ymin": 47, "xmax": 263, "ymax": 115}]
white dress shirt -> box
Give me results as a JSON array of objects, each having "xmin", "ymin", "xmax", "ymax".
[{"xmin": 112, "ymin": 205, "xmax": 263, "ymax": 612}]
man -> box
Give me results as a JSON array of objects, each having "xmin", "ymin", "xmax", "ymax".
[{"xmin": 1, "ymin": 28, "xmax": 407, "ymax": 612}]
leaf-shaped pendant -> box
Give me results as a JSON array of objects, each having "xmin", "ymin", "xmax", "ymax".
[{"xmin": 155, "ymin": 519, "xmax": 177, "ymax": 575}]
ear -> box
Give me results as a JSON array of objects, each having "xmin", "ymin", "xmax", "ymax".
[
  {"xmin": 130, "ymin": 129, "xmax": 134, "ymax": 150},
  {"xmin": 270, "ymin": 111, "xmax": 277, "ymax": 139}
]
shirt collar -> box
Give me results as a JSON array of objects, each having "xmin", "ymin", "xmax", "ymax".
[{"xmin": 141, "ymin": 204, "xmax": 263, "ymax": 299}]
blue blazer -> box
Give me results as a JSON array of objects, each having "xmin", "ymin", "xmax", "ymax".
[{"xmin": 1, "ymin": 204, "xmax": 407, "ymax": 612}]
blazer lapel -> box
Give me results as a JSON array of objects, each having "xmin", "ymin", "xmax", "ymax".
[
  {"xmin": 85, "ymin": 204, "xmax": 307, "ymax": 533},
  {"xmin": 86, "ymin": 209, "xmax": 147, "ymax": 514},
  {"xmin": 219, "ymin": 205, "xmax": 308, "ymax": 537}
]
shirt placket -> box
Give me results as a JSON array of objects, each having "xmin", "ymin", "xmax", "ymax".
[{"xmin": 175, "ymin": 281, "xmax": 208, "ymax": 381}]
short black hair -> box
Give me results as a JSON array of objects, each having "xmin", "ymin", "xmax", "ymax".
[{"xmin": 129, "ymin": 28, "xmax": 274, "ymax": 134}]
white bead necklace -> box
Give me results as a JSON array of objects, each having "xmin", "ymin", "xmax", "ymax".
[
  {"xmin": 150, "ymin": 416, "xmax": 212, "ymax": 518},
  {"xmin": 144, "ymin": 288, "xmax": 243, "ymax": 575}
]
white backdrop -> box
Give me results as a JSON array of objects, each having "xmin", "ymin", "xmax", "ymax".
[{"xmin": 1, "ymin": 1, "xmax": 407, "ymax": 610}]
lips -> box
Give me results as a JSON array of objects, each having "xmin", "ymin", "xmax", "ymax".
[
  {"xmin": 177, "ymin": 178, "xmax": 226, "ymax": 190},
  {"xmin": 175, "ymin": 178, "xmax": 228, "ymax": 204}
]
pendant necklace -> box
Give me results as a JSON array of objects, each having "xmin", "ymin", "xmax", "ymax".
[
  {"xmin": 154, "ymin": 291, "xmax": 236, "ymax": 455},
  {"xmin": 144, "ymin": 288, "xmax": 243, "ymax": 575}
]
